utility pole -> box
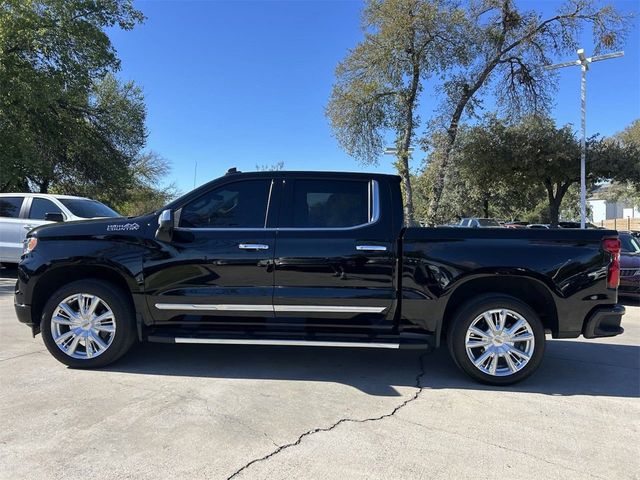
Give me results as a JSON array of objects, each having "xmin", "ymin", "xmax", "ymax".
[{"xmin": 545, "ymin": 49, "xmax": 624, "ymax": 229}]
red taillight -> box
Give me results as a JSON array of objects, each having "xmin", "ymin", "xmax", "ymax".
[{"xmin": 602, "ymin": 238, "xmax": 621, "ymax": 289}]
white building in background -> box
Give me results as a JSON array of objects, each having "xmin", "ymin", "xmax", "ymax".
[{"xmin": 588, "ymin": 184, "xmax": 639, "ymax": 223}]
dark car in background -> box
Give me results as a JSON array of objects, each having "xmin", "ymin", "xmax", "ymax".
[{"xmin": 619, "ymin": 231, "xmax": 640, "ymax": 302}]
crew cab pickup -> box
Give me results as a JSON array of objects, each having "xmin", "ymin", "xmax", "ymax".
[{"xmin": 14, "ymin": 170, "xmax": 626, "ymax": 384}]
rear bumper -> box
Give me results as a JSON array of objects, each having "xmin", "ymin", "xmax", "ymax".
[{"xmin": 582, "ymin": 304, "xmax": 625, "ymax": 339}]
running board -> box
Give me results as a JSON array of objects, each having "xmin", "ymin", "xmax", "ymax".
[{"xmin": 148, "ymin": 336, "xmax": 400, "ymax": 349}]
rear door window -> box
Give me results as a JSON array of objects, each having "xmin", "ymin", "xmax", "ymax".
[
  {"xmin": 0, "ymin": 197, "xmax": 24, "ymax": 218},
  {"xmin": 285, "ymin": 179, "xmax": 370, "ymax": 228}
]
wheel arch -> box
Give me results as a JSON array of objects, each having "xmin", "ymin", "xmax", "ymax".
[
  {"xmin": 30, "ymin": 265, "xmax": 136, "ymax": 331},
  {"xmin": 439, "ymin": 275, "xmax": 559, "ymax": 344}
]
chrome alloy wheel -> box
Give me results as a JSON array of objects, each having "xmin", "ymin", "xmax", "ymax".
[
  {"xmin": 464, "ymin": 308, "xmax": 535, "ymax": 377},
  {"xmin": 50, "ymin": 294, "xmax": 116, "ymax": 359}
]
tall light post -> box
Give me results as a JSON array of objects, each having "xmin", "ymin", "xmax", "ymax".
[{"xmin": 545, "ymin": 49, "xmax": 624, "ymax": 229}]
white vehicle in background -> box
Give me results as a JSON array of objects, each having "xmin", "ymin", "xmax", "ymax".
[{"xmin": 0, "ymin": 193, "xmax": 121, "ymax": 264}]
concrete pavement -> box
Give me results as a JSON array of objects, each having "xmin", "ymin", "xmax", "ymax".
[{"xmin": 0, "ymin": 267, "xmax": 638, "ymax": 479}]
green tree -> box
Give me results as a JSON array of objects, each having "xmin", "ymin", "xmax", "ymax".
[
  {"xmin": 111, "ymin": 152, "xmax": 180, "ymax": 216},
  {"xmin": 426, "ymin": 0, "xmax": 630, "ymax": 223},
  {"xmin": 457, "ymin": 115, "xmax": 639, "ymax": 226},
  {"xmin": 0, "ymin": 0, "xmax": 145, "ymax": 194},
  {"xmin": 416, "ymin": 130, "xmax": 545, "ymax": 224},
  {"xmin": 326, "ymin": 0, "xmax": 467, "ymax": 225},
  {"xmin": 601, "ymin": 119, "xmax": 640, "ymax": 207}
]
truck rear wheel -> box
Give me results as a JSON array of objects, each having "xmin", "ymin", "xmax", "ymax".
[
  {"xmin": 40, "ymin": 280, "xmax": 136, "ymax": 368},
  {"xmin": 447, "ymin": 295, "xmax": 545, "ymax": 385}
]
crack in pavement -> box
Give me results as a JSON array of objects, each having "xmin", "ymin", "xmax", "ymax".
[{"xmin": 226, "ymin": 352, "xmax": 430, "ymax": 480}]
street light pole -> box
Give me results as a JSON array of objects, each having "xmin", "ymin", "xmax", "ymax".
[{"xmin": 545, "ymin": 49, "xmax": 624, "ymax": 229}]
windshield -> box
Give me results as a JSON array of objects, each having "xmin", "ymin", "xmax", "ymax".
[
  {"xmin": 59, "ymin": 198, "xmax": 121, "ymax": 218},
  {"xmin": 478, "ymin": 218, "xmax": 501, "ymax": 227},
  {"xmin": 620, "ymin": 234, "xmax": 640, "ymax": 254}
]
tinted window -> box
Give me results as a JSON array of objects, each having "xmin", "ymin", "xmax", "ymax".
[
  {"xmin": 478, "ymin": 218, "xmax": 500, "ymax": 227},
  {"xmin": 180, "ymin": 180, "xmax": 271, "ymax": 228},
  {"xmin": 59, "ymin": 199, "xmax": 120, "ymax": 218},
  {"xmin": 29, "ymin": 198, "xmax": 64, "ymax": 220},
  {"xmin": 288, "ymin": 179, "xmax": 369, "ymax": 228},
  {"xmin": 621, "ymin": 234, "xmax": 640, "ymax": 253},
  {"xmin": 0, "ymin": 197, "xmax": 24, "ymax": 218}
]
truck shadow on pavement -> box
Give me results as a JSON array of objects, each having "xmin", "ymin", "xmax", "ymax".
[{"xmin": 104, "ymin": 339, "xmax": 640, "ymax": 399}]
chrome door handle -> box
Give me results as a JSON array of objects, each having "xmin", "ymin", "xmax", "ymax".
[
  {"xmin": 356, "ymin": 245, "xmax": 387, "ymax": 252},
  {"xmin": 239, "ymin": 243, "xmax": 269, "ymax": 250}
]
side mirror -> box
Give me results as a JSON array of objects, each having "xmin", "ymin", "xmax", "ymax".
[
  {"xmin": 155, "ymin": 209, "xmax": 174, "ymax": 242},
  {"xmin": 45, "ymin": 212, "xmax": 64, "ymax": 222}
]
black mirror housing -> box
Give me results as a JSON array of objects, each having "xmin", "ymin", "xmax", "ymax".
[{"xmin": 45, "ymin": 212, "xmax": 65, "ymax": 222}]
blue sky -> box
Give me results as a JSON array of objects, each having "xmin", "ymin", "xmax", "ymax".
[{"xmin": 108, "ymin": 0, "xmax": 640, "ymax": 194}]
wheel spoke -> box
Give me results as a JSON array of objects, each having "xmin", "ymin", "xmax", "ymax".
[
  {"xmin": 58, "ymin": 303, "xmax": 79, "ymax": 321},
  {"xmin": 473, "ymin": 348, "xmax": 493, "ymax": 367},
  {"xmin": 93, "ymin": 324, "xmax": 115, "ymax": 333},
  {"xmin": 488, "ymin": 352, "xmax": 498, "ymax": 375},
  {"xmin": 508, "ymin": 346, "xmax": 530, "ymax": 362},
  {"xmin": 85, "ymin": 335, "xmax": 94, "ymax": 358},
  {"xmin": 93, "ymin": 311, "xmax": 114, "ymax": 324},
  {"xmin": 66, "ymin": 334, "xmax": 82, "ymax": 355},
  {"xmin": 504, "ymin": 351, "xmax": 518, "ymax": 373},
  {"xmin": 469, "ymin": 326, "xmax": 489, "ymax": 339},
  {"xmin": 54, "ymin": 330, "xmax": 75, "ymax": 345},
  {"xmin": 511, "ymin": 333, "xmax": 534, "ymax": 343},
  {"xmin": 90, "ymin": 332, "xmax": 109, "ymax": 352},
  {"xmin": 52, "ymin": 315, "xmax": 77, "ymax": 326},
  {"xmin": 76, "ymin": 294, "xmax": 86, "ymax": 315},
  {"xmin": 484, "ymin": 312, "xmax": 498, "ymax": 333},
  {"xmin": 86, "ymin": 296, "xmax": 100, "ymax": 316},
  {"xmin": 466, "ymin": 338, "xmax": 491, "ymax": 348},
  {"xmin": 497, "ymin": 310, "xmax": 507, "ymax": 331},
  {"xmin": 507, "ymin": 318, "xmax": 526, "ymax": 335}
]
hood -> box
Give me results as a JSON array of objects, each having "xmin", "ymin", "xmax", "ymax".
[{"xmin": 30, "ymin": 215, "xmax": 155, "ymax": 239}]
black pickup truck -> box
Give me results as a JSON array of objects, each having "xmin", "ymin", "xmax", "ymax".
[{"xmin": 14, "ymin": 170, "xmax": 625, "ymax": 385}]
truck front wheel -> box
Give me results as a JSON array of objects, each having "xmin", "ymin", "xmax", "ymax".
[
  {"xmin": 40, "ymin": 280, "xmax": 136, "ymax": 368},
  {"xmin": 447, "ymin": 295, "xmax": 546, "ymax": 385}
]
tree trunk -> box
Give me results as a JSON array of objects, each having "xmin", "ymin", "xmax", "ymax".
[
  {"xmin": 548, "ymin": 198, "xmax": 561, "ymax": 227},
  {"xmin": 545, "ymin": 181, "xmax": 571, "ymax": 227},
  {"xmin": 396, "ymin": 60, "xmax": 421, "ymax": 226},
  {"xmin": 399, "ymin": 157, "xmax": 414, "ymax": 225},
  {"xmin": 39, "ymin": 179, "xmax": 50, "ymax": 193},
  {"xmin": 483, "ymin": 197, "xmax": 489, "ymax": 218},
  {"xmin": 427, "ymin": 62, "xmax": 498, "ymax": 224}
]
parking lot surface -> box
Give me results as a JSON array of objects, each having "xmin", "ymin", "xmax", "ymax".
[{"xmin": 1, "ymin": 267, "xmax": 638, "ymax": 480}]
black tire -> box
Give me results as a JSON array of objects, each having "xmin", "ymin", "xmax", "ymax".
[
  {"xmin": 40, "ymin": 280, "xmax": 136, "ymax": 368},
  {"xmin": 447, "ymin": 294, "xmax": 546, "ymax": 385}
]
